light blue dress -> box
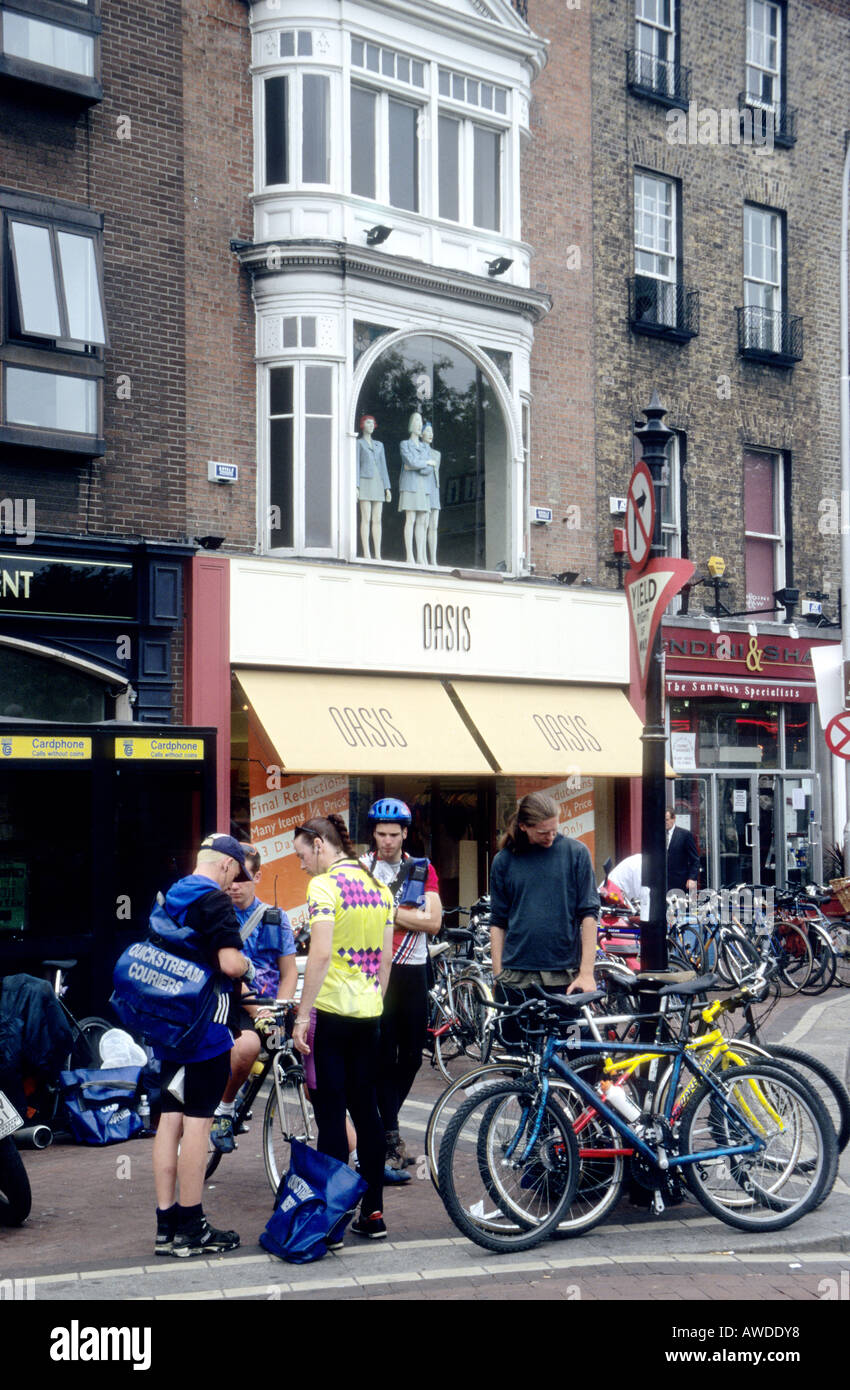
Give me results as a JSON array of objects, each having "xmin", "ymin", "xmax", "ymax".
[
  {"xmin": 398, "ymin": 437, "xmax": 433, "ymax": 511},
  {"xmin": 357, "ymin": 436, "xmax": 390, "ymax": 501}
]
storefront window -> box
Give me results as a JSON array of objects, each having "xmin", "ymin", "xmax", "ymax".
[
  {"xmin": 670, "ymin": 698, "xmax": 778, "ymax": 767},
  {"xmin": 0, "ymin": 645, "xmax": 107, "ymax": 720},
  {"xmin": 784, "ymin": 702, "xmax": 811, "ymax": 769},
  {"xmin": 355, "ymin": 334, "xmax": 511, "ymax": 570}
]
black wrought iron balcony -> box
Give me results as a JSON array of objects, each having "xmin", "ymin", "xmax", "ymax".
[
  {"xmin": 737, "ymin": 92, "xmax": 797, "ymax": 148},
  {"xmin": 627, "ymin": 48, "xmax": 691, "ymax": 110},
  {"xmin": 629, "ymin": 277, "xmax": 700, "ymax": 342},
  {"xmin": 736, "ymin": 305, "xmax": 803, "ymax": 364}
]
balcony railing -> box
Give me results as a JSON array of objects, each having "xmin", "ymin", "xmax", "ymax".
[
  {"xmin": 627, "ymin": 48, "xmax": 691, "ymax": 110},
  {"xmin": 738, "ymin": 92, "xmax": 798, "ymax": 148},
  {"xmin": 736, "ymin": 305, "xmax": 803, "ymax": 364},
  {"xmin": 629, "ymin": 277, "xmax": 700, "ymax": 342}
]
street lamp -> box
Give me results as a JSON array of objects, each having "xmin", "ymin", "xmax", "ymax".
[{"xmin": 633, "ymin": 390, "xmax": 673, "ymax": 973}]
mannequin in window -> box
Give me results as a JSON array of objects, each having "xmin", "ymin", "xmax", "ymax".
[
  {"xmin": 398, "ymin": 410, "xmax": 434, "ymax": 566},
  {"xmin": 422, "ymin": 421, "xmax": 441, "ymax": 567},
  {"xmin": 356, "ymin": 415, "xmax": 391, "ymax": 560}
]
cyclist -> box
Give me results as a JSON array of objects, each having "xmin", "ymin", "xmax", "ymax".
[
  {"xmin": 292, "ymin": 814, "xmax": 394, "ymax": 1240},
  {"xmin": 210, "ymin": 846, "xmax": 298, "ymax": 1153},
  {"xmin": 362, "ymin": 798, "xmax": 442, "ymax": 1178}
]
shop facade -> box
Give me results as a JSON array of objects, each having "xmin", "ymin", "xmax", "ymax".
[{"xmin": 663, "ymin": 620, "xmax": 840, "ymax": 892}]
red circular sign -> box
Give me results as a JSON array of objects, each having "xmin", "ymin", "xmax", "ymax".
[
  {"xmin": 625, "ymin": 460, "xmax": 655, "ymax": 572},
  {"xmin": 825, "ymin": 711, "xmax": 850, "ymax": 760}
]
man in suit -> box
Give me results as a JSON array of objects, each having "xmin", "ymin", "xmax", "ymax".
[{"xmin": 666, "ymin": 808, "xmax": 699, "ymax": 892}]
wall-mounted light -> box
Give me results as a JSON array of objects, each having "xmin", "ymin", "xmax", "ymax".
[
  {"xmin": 229, "ymin": 239, "xmax": 253, "ymax": 253},
  {"xmin": 486, "ymin": 256, "xmax": 513, "ymax": 277},
  {"xmin": 195, "ymin": 535, "xmax": 225, "ymax": 550},
  {"xmin": 366, "ymin": 225, "xmax": 393, "ymax": 246},
  {"xmin": 555, "ymin": 571, "xmax": 579, "ymax": 585}
]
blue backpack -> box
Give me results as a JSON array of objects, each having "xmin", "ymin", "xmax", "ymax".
[{"xmin": 110, "ymin": 895, "xmax": 230, "ymax": 1054}]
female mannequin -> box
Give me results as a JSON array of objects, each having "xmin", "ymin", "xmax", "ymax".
[
  {"xmin": 421, "ymin": 422, "xmax": 440, "ymax": 567},
  {"xmin": 398, "ymin": 411, "xmax": 433, "ymax": 566},
  {"xmin": 356, "ymin": 415, "xmax": 391, "ymax": 560}
]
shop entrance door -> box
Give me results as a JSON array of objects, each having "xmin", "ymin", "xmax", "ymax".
[
  {"xmin": 772, "ymin": 776, "xmax": 822, "ymax": 889},
  {"xmin": 717, "ymin": 775, "xmax": 760, "ymax": 887},
  {"xmin": 715, "ymin": 774, "xmax": 822, "ymax": 889}
]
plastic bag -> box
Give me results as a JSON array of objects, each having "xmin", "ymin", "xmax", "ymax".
[
  {"xmin": 98, "ymin": 1029, "xmax": 148, "ymax": 1069},
  {"xmin": 259, "ymin": 1139, "xmax": 366, "ymax": 1264}
]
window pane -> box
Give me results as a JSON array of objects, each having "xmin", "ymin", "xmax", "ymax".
[
  {"xmin": 281, "ymin": 32, "xmax": 295, "ymax": 57},
  {"xmin": 382, "ymin": 49, "xmax": 394, "ymax": 77},
  {"xmin": 2, "ymin": 13, "xmax": 94, "ymax": 76},
  {"xmin": 397, "ymin": 56, "xmax": 409, "ymax": 83},
  {"xmin": 452, "ymin": 74, "xmax": 464, "ymax": 100},
  {"xmin": 269, "ymin": 418, "xmax": 294, "ymax": 548},
  {"xmin": 265, "ymin": 76, "xmax": 289, "ymax": 184},
  {"xmin": 784, "ymin": 705, "xmax": 811, "ymax": 770},
  {"xmin": 297, "ymin": 31, "xmax": 312, "ymax": 56},
  {"xmin": 9, "ymin": 221, "xmax": 61, "ymax": 337},
  {"xmin": 5, "ymin": 367, "xmax": 96, "ymax": 433},
  {"xmin": 304, "ymin": 416, "xmax": 333, "ymax": 548},
  {"xmin": 438, "ymin": 69, "xmax": 450, "ymax": 95},
  {"xmin": 412, "ymin": 61, "xmax": 424, "ymax": 86},
  {"xmin": 467, "ymin": 81, "xmax": 479, "ymax": 104},
  {"xmin": 744, "ymin": 451, "xmax": 776, "ymax": 534},
  {"xmin": 438, "ymin": 116, "xmax": 460, "ymax": 220},
  {"xmin": 305, "ymin": 364, "xmax": 332, "ymax": 415},
  {"xmin": 351, "ymin": 37, "xmax": 363, "ymax": 66},
  {"xmin": 473, "ymin": 126, "xmax": 500, "ymax": 231},
  {"xmin": 269, "ymin": 365, "xmax": 293, "ymax": 416},
  {"xmin": 301, "ymin": 316, "xmax": 316, "ymax": 347},
  {"xmin": 745, "ymin": 537, "xmax": 776, "ymax": 611},
  {"xmin": 282, "ymin": 317, "xmax": 297, "ymax": 348},
  {"xmin": 56, "ymin": 232, "xmax": 105, "ymax": 345},
  {"xmin": 351, "ymin": 86, "xmax": 376, "ymax": 198},
  {"xmin": 302, "ymin": 74, "xmax": 330, "ymax": 183},
  {"xmin": 494, "ymin": 88, "xmax": 507, "ymax": 114},
  {"xmin": 480, "ymin": 83, "xmax": 493, "ymax": 109},
  {"xmin": 389, "ymin": 100, "xmax": 418, "ymax": 211},
  {"xmin": 366, "ymin": 43, "xmax": 379, "ymax": 71}
]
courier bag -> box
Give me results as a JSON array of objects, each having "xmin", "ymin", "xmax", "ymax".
[
  {"xmin": 110, "ymin": 895, "xmax": 230, "ymax": 1054},
  {"xmin": 59, "ymin": 1066, "xmax": 144, "ymax": 1145}
]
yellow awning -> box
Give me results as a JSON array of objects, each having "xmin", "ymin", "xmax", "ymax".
[
  {"xmin": 235, "ymin": 669, "xmax": 492, "ymax": 776},
  {"xmin": 448, "ymin": 680, "xmax": 644, "ymax": 777}
]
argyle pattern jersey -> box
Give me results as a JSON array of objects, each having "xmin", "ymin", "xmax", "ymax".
[{"xmin": 307, "ymin": 860, "xmax": 394, "ymax": 1019}]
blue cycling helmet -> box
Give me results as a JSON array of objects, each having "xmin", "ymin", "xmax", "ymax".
[{"xmin": 367, "ymin": 797, "xmax": 412, "ymax": 826}]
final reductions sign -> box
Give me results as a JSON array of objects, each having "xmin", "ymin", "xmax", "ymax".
[{"xmin": 626, "ymin": 559, "xmax": 695, "ymax": 693}]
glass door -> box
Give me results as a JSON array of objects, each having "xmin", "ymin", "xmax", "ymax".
[
  {"xmin": 717, "ymin": 775, "xmax": 760, "ymax": 887},
  {"xmin": 774, "ymin": 775, "xmax": 821, "ymax": 889}
]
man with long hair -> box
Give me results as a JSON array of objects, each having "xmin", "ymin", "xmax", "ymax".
[{"xmin": 489, "ymin": 792, "xmax": 599, "ymax": 999}]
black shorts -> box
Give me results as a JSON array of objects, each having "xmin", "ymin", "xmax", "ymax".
[{"xmin": 159, "ymin": 1050, "xmax": 232, "ymax": 1118}]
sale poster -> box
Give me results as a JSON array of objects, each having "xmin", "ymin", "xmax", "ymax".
[{"xmin": 516, "ymin": 776, "xmax": 595, "ymax": 860}]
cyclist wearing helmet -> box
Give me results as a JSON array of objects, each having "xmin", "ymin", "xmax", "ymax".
[{"xmin": 362, "ymin": 798, "xmax": 442, "ymax": 1177}]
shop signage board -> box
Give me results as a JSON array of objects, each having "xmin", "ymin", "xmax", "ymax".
[
  {"xmin": 0, "ymin": 735, "xmax": 91, "ymax": 760},
  {"xmin": 114, "ymin": 738, "xmax": 204, "ymax": 761},
  {"xmin": 824, "ymin": 711, "xmax": 850, "ymax": 761},
  {"xmin": 625, "ymin": 461, "xmax": 655, "ymax": 572},
  {"xmin": 626, "ymin": 559, "xmax": 695, "ymax": 694},
  {"xmin": 0, "ymin": 553, "xmax": 134, "ymax": 619}
]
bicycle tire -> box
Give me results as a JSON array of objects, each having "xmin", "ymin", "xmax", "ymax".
[
  {"xmin": 717, "ymin": 932, "xmax": 761, "ymax": 986},
  {"xmin": 263, "ymin": 1064, "xmax": 313, "ymax": 1194},
  {"xmin": 69, "ymin": 1016, "xmax": 114, "ymax": 1071},
  {"xmin": 437, "ymin": 1079, "xmax": 579, "ymax": 1253},
  {"xmin": 0, "ymin": 1135, "xmax": 31, "ymax": 1227},
  {"xmin": 776, "ymin": 923, "xmax": 813, "ymax": 993},
  {"xmin": 832, "ymin": 922, "xmax": 850, "ymax": 987},
  {"xmin": 426, "ymin": 1059, "xmax": 530, "ymax": 1185},
  {"xmin": 760, "ymin": 1043, "xmax": 850, "ymax": 1153},
  {"xmin": 454, "ymin": 973, "xmax": 495, "ymax": 1066},
  {"xmin": 679, "ymin": 1062, "xmax": 836, "ymax": 1231},
  {"xmin": 799, "ymin": 927, "xmax": 837, "ymax": 996}
]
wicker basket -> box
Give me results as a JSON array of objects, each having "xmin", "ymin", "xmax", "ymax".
[{"xmin": 829, "ymin": 878, "xmax": 850, "ymax": 912}]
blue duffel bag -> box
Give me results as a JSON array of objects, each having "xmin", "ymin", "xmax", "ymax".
[
  {"xmin": 259, "ymin": 1139, "xmax": 366, "ymax": 1264},
  {"xmin": 59, "ymin": 1066, "xmax": 144, "ymax": 1145}
]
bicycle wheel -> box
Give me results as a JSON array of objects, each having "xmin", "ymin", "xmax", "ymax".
[
  {"xmin": 679, "ymin": 1062, "xmax": 836, "ymax": 1231},
  {"xmin": 717, "ymin": 932, "xmax": 761, "ymax": 986},
  {"xmin": 69, "ymin": 1016, "xmax": 113, "ymax": 1070},
  {"xmin": 761, "ymin": 1044, "xmax": 850, "ymax": 1153},
  {"xmin": 454, "ymin": 974, "xmax": 495, "ymax": 1066},
  {"xmin": 549, "ymin": 1054, "xmax": 628, "ymax": 1237},
  {"xmin": 799, "ymin": 927, "xmax": 837, "ymax": 995},
  {"xmin": 776, "ymin": 923, "xmax": 813, "ymax": 992},
  {"xmin": 426, "ymin": 1060, "xmax": 527, "ymax": 1185},
  {"xmin": 832, "ymin": 922, "xmax": 850, "ymax": 987},
  {"xmin": 438, "ymin": 1080, "xmax": 579, "ymax": 1253},
  {"xmin": 263, "ymin": 1062, "xmax": 313, "ymax": 1194}
]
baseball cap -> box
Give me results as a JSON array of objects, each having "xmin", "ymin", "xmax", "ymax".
[{"xmin": 201, "ymin": 833, "xmax": 253, "ymax": 881}]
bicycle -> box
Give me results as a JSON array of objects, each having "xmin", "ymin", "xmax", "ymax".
[
  {"xmin": 203, "ymin": 998, "xmax": 313, "ymax": 1195},
  {"xmin": 436, "ymin": 978, "xmax": 837, "ymax": 1253},
  {"xmin": 426, "ymin": 921, "xmax": 495, "ymax": 1082}
]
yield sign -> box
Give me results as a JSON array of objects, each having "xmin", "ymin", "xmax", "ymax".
[
  {"xmin": 626, "ymin": 558, "xmax": 696, "ymax": 693},
  {"xmin": 625, "ymin": 460, "xmax": 655, "ymax": 572},
  {"xmin": 825, "ymin": 711, "xmax": 850, "ymax": 760}
]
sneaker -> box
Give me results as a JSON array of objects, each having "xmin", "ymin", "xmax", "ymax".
[
  {"xmin": 325, "ymin": 1206, "xmax": 358, "ymax": 1251},
  {"xmin": 155, "ymin": 1215, "xmax": 176, "ymax": 1256},
  {"xmin": 383, "ymin": 1164, "xmax": 412, "ymax": 1184},
  {"xmin": 351, "ymin": 1211, "xmax": 387, "ymax": 1240},
  {"xmin": 171, "ymin": 1216, "xmax": 240, "ymax": 1258},
  {"xmin": 209, "ymin": 1115, "xmax": 236, "ymax": 1154}
]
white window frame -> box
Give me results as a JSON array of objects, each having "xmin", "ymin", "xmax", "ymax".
[
  {"xmin": 743, "ymin": 450, "xmax": 785, "ymax": 612},
  {"xmin": 437, "ymin": 111, "xmax": 503, "ymax": 233},
  {"xmin": 634, "ymin": 170, "xmax": 678, "ymax": 327},
  {"xmin": 263, "ymin": 68, "xmax": 333, "ymax": 189},
  {"xmin": 349, "ymin": 80, "xmax": 422, "ymax": 213},
  {"xmin": 635, "ymin": 0, "xmax": 675, "ymax": 94},
  {"xmin": 744, "ymin": 204, "xmax": 782, "ymax": 351},
  {"xmin": 746, "ymin": 0, "xmax": 782, "ymax": 111},
  {"xmin": 266, "ymin": 360, "xmax": 338, "ymax": 558}
]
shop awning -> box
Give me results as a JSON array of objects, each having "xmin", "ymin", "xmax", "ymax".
[
  {"xmin": 448, "ymin": 680, "xmax": 644, "ymax": 777},
  {"xmin": 235, "ymin": 669, "xmax": 493, "ymax": 776}
]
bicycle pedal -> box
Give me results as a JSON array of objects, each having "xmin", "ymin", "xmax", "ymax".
[{"xmin": 651, "ymin": 1190, "xmax": 665, "ymax": 1216}]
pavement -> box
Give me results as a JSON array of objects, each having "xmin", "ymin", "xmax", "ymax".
[{"xmin": 2, "ymin": 989, "xmax": 849, "ymax": 1302}]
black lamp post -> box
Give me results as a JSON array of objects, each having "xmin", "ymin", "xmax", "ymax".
[{"xmin": 633, "ymin": 391, "xmax": 672, "ymax": 973}]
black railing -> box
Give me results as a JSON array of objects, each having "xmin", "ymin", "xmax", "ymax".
[
  {"xmin": 738, "ymin": 92, "xmax": 797, "ymax": 148},
  {"xmin": 627, "ymin": 48, "xmax": 691, "ymax": 109},
  {"xmin": 736, "ymin": 305, "xmax": 803, "ymax": 364},
  {"xmin": 629, "ymin": 277, "xmax": 700, "ymax": 341}
]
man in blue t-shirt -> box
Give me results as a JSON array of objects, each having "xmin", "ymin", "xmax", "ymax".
[
  {"xmin": 209, "ymin": 845, "xmax": 298, "ymax": 1153},
  {"xmin": 489, "ymin": 793, "xmax": 599, "ymax": 997},
  {"xmin": 152, "ymin": 834, "xmax": 257, "ymax": 1259}
]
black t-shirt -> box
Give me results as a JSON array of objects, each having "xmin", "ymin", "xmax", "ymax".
[{"xmin": 182, "ymin": 885, "xmax": 243, "ymax": 1035}]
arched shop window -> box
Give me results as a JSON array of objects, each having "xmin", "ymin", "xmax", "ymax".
[
  {"xmin": 0, "ymin": 644, "xmax": 112, "ymax": 721},
  {"xmin": 354, "ymin": 335, "xmax": 511, "ymax": 571}
]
